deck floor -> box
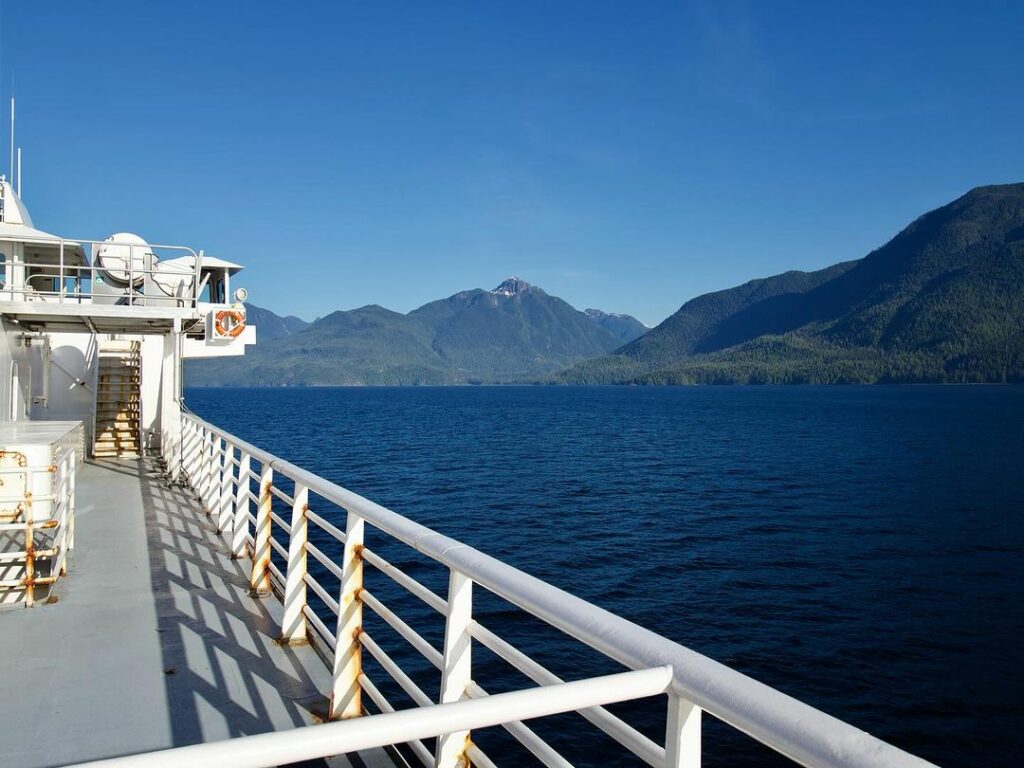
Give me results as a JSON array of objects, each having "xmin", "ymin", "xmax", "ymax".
[{"xmin": 0, "ymin": 458, "xmax": 394, "ymax": 768}]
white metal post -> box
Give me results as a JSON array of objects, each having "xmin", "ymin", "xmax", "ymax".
[
  {"xmin": 205, "ymin": 436, "xmax": 222, "ymax": 515},
  {"xmin": 67, "ymin": 449, "xmax": 76, "ymax": 552},
  {"xmin": 198, "ymin": 427, "xmax": 212, "ymax": 503},
  {"xmin": 218, "ymin": 442, "xmax": 234, "ymax": 533},
  {"xmin": 180, "ymin": 419, "xmax": 190, "ymax": 478},
  {"xmin": 330, "ymin": 511, "xmax": 364, "ymax": 719},
  {"xmin": 58, "ymin": 451, "xmax": 69, "ymax": 576},
  {"xmin": 281, "ymin": 484, "xmax": 309, "ymax": 644},
  {"xmin": 435, "ymin": 570, "xmax": 473, "ymax": 768},
  {"xmin": 250, "ymin": 464, "xmax": 273, "ymax": 596},
  {"xmin": 231, "ymin": 451, "xmax": 251, "ymax": 559},
  {"xmin": 190, "ymin": 421, "xmax": 203, "ymax": 488},
  {"xmin": 23, "ymin": 490, "xmax": 34, "ymax": 607},
  {"xmin": 665, "ymin": 695, "xmax": 701, "ymax": 768},
  {"xmin": 193, "ymin": 423, "xmax": 203, "ymax": 486},
  {"xmin": 185, "ymin": 420, "xmax": 198, "ymax": 483}
]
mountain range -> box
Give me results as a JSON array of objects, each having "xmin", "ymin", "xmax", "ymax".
[
  {"xmin": 189, "ymin": 183, "xmax": 1024, "ymax": 387},
  {"xmin": 186, "ymin": 279, "xmax": 648, "ymax": 386},
  {"xmin": 563, "ymin": 183, "xmax": 1024, "ymax": 384}
]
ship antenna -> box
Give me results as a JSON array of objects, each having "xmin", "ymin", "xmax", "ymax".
[
  {"xmin": 8, "ymin": 90, "xmax": 13, "ymax": 191},
  {"xmin": 16, "ymin": 145, "xmax": 20, "ymax": 197}
]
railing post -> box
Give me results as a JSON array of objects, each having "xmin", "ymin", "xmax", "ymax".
[
  {"xmin": 205, "ymin": 435, "xmax": 222, "ymax": 515},
  {"xmin": 281, "ymin": 483, "xmax": 309, "ymax": 644},
  {"xmin": 217, "ymin": 442, "xmax": 234, "ymax": 533},
  {"xmin": 181, "ymin": 419, "xmax": 192, "ymax": 481},
  {"xmin": 23, "ymin": 490, "xmax": 34, "ymax": 608},
  {"xmin": 189, "ymin": 423, "xmax": 200, "ymax": 492},
  {"xmin": 190, "ymin": 421, "xmax": 203, "ymax": 489},
  {"xmin": 186, "ymin": 420, "xmax": 198, "ymax": 484},
  {"xmin": 67, "ymin": 448, "xmax": 76, "ymax": 553},
  {"xmin": 58, "ymin": 450, "xmax": 70, "ymax": 576},
  {"xmin": 250, "ymin": 464, "xmax": 273, "ymax": 596},
  {"xmin": 435, "ymin": 570, "xmax": 473, "ymax": 768},
  {"xmin": 198, "ymin": 427, "xmax": 212, "ymax": 504},
  {"xmin": 231, "ymin": 451, "xmax": 251, "ymax": 559},
  {"xmin": 330, "ymin": 510, "xmax": 364, "ymax": 719},
  {"xmin": 665, "ymin": 695, "xmax": 701, "ymax": 768}
]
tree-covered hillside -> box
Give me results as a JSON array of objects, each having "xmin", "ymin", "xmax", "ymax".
[{"xmin": 562, "ymin": 183, "xmax": 1024, "ymax": 384}]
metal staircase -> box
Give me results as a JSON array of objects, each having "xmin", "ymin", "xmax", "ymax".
[{"xmin": 93, "ymin": 341, "xmax": 142, "ymax": 458}]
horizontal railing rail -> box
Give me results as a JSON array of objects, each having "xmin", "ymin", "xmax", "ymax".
[
  {"xmin": 170, "ymin": 410, "xmax": 937, "ymax": 768},
  {"xmin": 67, "ymin": 667, "xmax": 674, "ymax": 768}
]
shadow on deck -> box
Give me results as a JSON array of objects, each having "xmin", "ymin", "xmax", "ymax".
[{"xmin": 0, "ymin": 458, "xmax": 393, "ymax": 768}]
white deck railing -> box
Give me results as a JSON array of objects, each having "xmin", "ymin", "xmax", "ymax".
[
  {"xmin": 88, "ymin": 411, "xmax": 938, "ymax": 768},
  {"xmin": 0, "ymin": 235, "xmax": 203, "ymax": 307}
]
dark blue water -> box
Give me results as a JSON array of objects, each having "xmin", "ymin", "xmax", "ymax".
[{"xmin": 186, "ymin": 386, "xmax": 1024, "ymax": 767}]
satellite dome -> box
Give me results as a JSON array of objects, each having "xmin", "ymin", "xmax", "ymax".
[{"xmin": 95, "ymin": 232, "xmax": 154, "ymax": 286}]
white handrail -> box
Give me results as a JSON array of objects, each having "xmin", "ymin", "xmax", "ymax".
[
  {"xmin": 181, "ymin": 411, "xmax": 938, "ymax": 768},
  {"xmin": 65, "ymin": 667, "xmax": 674, "ymax": 768}
]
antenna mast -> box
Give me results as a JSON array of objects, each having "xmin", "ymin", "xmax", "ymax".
[
  {"xmin": 16, "ymin": 146, "xmax": 20, "ymax": 196},
  {"xmin": 8, "ymin": 95, "xmax": 12, "ymax": 190}
]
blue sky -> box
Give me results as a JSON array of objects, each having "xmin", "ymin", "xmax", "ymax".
[{"xmin": 3, "ymin": 1, "xmax": 1022, "ymax": 326}]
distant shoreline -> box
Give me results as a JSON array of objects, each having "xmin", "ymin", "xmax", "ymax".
[{"xmin": 183, "ymin": 381, "xmax": 1022, "ymax": 389}]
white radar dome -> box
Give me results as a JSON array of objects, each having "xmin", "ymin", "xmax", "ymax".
[
  {"xmin": 152, "ymin": 258, "xmax": 195, "ymax": 297},
  {"xmin": 95, "ymin": 232, "xmax": 154, "ymax": 286}
]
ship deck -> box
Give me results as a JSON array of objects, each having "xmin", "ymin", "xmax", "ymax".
[{"xmin": 0, "ymin": 458, "xmax": 396, "ymax": 768}]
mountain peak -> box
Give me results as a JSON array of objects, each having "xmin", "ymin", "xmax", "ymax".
[
  {"xmin": 491, "ymin": 277, "xmax": 532, "ymax": 296},
  {"xmin": 585, "ymin": 308, "xmax": 632, "ymax": 321}
]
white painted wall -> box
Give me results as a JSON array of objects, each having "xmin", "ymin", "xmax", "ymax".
[
  {"xmin": 18, "ymin": 331, "xmax": 166, "ymax": 454},
  {"xmin": 29, "ymin": 332, "xmax": 97, "ymax": 436}
]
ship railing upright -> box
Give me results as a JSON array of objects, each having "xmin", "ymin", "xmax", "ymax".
[
  {"xmin": 89, "ymin": 411, "xmax": 937, "ymax": 768},
  {"xmin": 0, "ymin": 447, "xmax": 76, "ymax": 607},
  {"xmin": 0, "ymin": 235, "xmax": 204, "ymax": 308}
]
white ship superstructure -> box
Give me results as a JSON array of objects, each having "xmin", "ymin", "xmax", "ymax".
[{"xmin": 0, "ymin": 176, "xmax": 940, "ymax": 768}]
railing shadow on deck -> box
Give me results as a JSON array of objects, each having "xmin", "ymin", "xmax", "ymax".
[{"xmin": 134, "ymin": 459, "xmax": 330, "ymax": 745}]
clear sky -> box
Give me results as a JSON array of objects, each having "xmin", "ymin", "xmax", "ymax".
[{"xmin": 3, "ymin": 1, "xmax": 1022, "ymax": 326}]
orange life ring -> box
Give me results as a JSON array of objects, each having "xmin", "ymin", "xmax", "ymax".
[{"xmin": 215, "ymin": 310, "xmax": 246, "ymax": 338}]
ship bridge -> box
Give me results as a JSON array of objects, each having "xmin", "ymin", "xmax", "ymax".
[{"xmin": 0, "ymin": 181, "xmax": 251, "ymax": 340}]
